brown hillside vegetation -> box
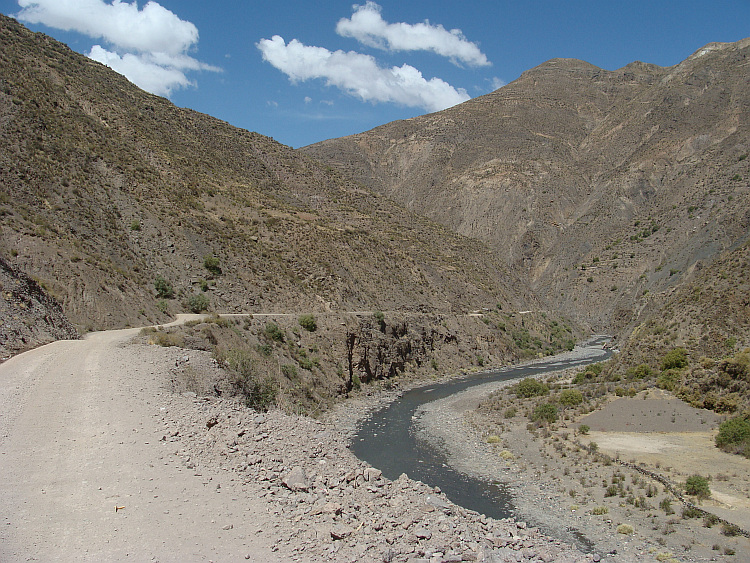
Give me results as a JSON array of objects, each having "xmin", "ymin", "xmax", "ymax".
[
  {"xmin": 0, "ymin": 15, "xmax": 534, "ymax": 330},
  {"xmin": 302, "ymin": 38, "xmax": 750, "ymax": 336},
  {"xmin": 0, "ymin": 15, "xmax": 581, "ymax": 408}
]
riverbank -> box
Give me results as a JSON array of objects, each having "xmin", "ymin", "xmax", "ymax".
[{"xmin": 411, "ymin": 346, "xmax": 749, "ymax": 562}]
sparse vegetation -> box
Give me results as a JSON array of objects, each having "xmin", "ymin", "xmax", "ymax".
[
  {"xmin": 298, "ymin": 314, "xmax": 317, "ymax": 332},
  {"xmin": 514, "ymin": 377, "xmax": 549, "ymax": 398},
  {"xmin": 186, "ymin": 293, "xmax": 209, "ymax": 313},
  {"xmin": 154, "ymin": 275, "xmax": 174, "ymax": 299},
  {"xmin": 263, "ymin": 322, "xmax": 285, "ymax": 343},
  {"xmin": 715, "ymin": 416, "xmax": 750, "ymax": 458},
  {"xmin": 203, "ymin": 254, "xmax": 222, "ymax": 276},
  {"xmin": 684, "ymin": 474, "xmax": 711, "ymax": 500}
]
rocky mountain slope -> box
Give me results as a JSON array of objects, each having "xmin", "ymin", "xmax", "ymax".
[
  {"xmin": 0, "ymin": 15, "xmax": 537, "ymax": 333},
  {"xmin": 0, "ymin": 255, "xmax": 78, "ymax": 358},
  {"xmin": 0, "ymin": 15, "xmax": 584, "ymax": 402},
  {"xmin": 302, "ymin": 38, "xmax": 750, "ymax": 336}
]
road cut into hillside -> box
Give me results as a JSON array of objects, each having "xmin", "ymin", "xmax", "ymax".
[{"xmin": 0, "ymin": 318, "xmax": 601, "ymax": 562}]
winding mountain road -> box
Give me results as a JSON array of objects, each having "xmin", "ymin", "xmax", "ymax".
[{"xmin": 0, "ymin": 320, "xmax": 277, "ymax": 562}]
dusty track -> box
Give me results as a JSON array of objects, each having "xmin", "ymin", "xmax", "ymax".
[{"xmin": 0, "ymin": 323, "xmax": 277, "ymax": 562}]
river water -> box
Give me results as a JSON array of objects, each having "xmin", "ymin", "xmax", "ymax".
[{"xmin": 351, "ymin": 338, "xmax": 612, "ymax": 522}]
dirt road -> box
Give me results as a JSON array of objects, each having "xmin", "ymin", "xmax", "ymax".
[{"xmin": 0, "ymin": 326, "xmax": 278, "ymax": 562}]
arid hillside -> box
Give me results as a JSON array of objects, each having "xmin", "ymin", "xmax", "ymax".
[
  {"xmin": 0, "ymin": 14, "xmax": 537, "ymax": 335},
  {"xmin": 302, "ymin": 38, "xmax": 750, "ymax": 335}
]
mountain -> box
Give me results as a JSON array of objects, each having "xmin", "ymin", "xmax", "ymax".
[
  {"xmin": 301, "ymin": 38, "xmax": 750, "ymax": 336},
  {"xmin": 0, "ymin": 14, "xmax": 537, "ymax": 336}
]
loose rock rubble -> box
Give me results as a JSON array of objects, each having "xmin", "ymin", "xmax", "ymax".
[{"xmin": 157, "ymin": 392, "xmax": 600, "ymax": 562}]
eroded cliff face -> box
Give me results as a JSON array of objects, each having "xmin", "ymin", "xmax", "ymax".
[
  {"xmin": 0, "ymin": 255, "xmax": 78, "ymax": 358},
  {"xmin": 155, "ymin": 310, "xmax": 573, "ymax": 413}
]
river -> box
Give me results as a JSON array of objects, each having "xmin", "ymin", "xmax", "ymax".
[{"xmin": 351, "ymin": 338, "xmax": 612, "ymax": 521}]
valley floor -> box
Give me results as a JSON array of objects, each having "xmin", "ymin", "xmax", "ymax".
[
  {"xmin": 0, "ymin": 322, "xmax": 595, "ymax": 562},
  {"xmin": 416, "ymin": 366, "xmax": 750, "ymax": 562}
]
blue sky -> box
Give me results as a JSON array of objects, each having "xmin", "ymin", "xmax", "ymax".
[{"xmin": 1, "ymin": 1, "xmax": 749, "ymax": 148}]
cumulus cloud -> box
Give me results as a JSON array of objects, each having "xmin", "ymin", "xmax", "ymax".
[
  {"xmin": 490, "ymin": 76, "xmax": 506, "ymax": 90},
  {"xmin": 336, "ymin": 2, "xmax": 490, "ymax": 67},
  {"xmin": 15, "ymin": 0, "xmax": 219, "ymax": 96},
  {"xmin": 258, "ymin": 35, "xmax": 469, "ymax": 113}
]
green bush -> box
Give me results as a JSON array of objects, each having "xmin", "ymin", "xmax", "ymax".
[
  {"xmin": 514, "ymin": 377, "xmax": 549, "ymax": 398},
  {"xmin": 578, "ymin": 424, "xmax": 590, "ymax": 435},
  {"xmin": 656, "ymin": 369, "xmax": 681, "ymax": 391},
  {"xmin": 531, "ymin": 402, "xmax": 558, "ymax": 423},
  {"xmin": 154, "ymin": 275, "xmax": 174, "ymax": 299},
  {"xmin": 684, "ymin": 474, "xmax": 711, "ymax": 499},
  {"xmin": 264, "ymin": 322, "xmax": 285, "ymax": 342},
  {"xmin": 203, "ymin": 254, "xmax": 222, "ymax": 276},
  {"xmin": 661, "ymin": 348, "xmax": 688, "ymax": 371},
  {"xmin": 715, "ymin": 416, "xmax": 750, "ymax": 457},
  {"xmin": 186, "ymin": 293, "xmax": 209, "ymax": 313},
  {"xmin": 559, "ymin": 388, "xmax": 583, "ymax": 406},
  {"xmin": 298, "ymin": 314, "xmax": 317, "ymax": 332},
  {"xmin": 627, "ymin": 364, "xmax": 653, "ymax": 379}
]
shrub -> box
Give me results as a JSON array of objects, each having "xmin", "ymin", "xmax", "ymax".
[
  {"xmin": 626, "ymin": 364, "xmax": 653, "ymax": 379},
  {"xmin": 298, "ymin": 314, "xmax": 317, "ymax": 332},
  {"xmin": 486, "ymin": 435, "xmax": 501, "ymax": 444},
  {"xmin": 150, "ymin": 331, "xmax": 184, "ymax": 347},
  {"xmin": 591, "ymin": 506, "xmax": 608, "ymax": 515},
  {"xmin": 515, "ymin": 377, "xmax": 549, "ymax": 398},
  {"xmin": 661, "ymin": 348, "xmax": 688, "ymax": 371},
  {"xmin": 578, "ymin": 424, "xmax": 590, "ymax": 435},
  {"xmin": 281, "ymin": 364, "xmax": 298, "ymax": 379},
  {"xmin": 684, "ymin": 474, "xmax": 710, "ymax": 499},
  {"xmin": 681, "ymin": 506, "xmax": 702, "ymax": 519},
  {"xmin": 186, "ymin": 293, "xmax": 209, "ymax": 313},
  {"xmin": 203, "ymin": 254, "xmax": 222, "ymax": 276},
  {"xmin": 559, "ymin": 388, "xmax": 583, "ymax": 406},
  {"xmin": 264, "ymin": 322, "xmax": 285, "ymax": 342},
  {"xmin": 504, "ymin": 407, "xmax": 517, "ymax": 418},
  {"xmin": 531, "ymin": 402, "xmax": 558, "ymax": 423},
  {"xmin": 130, "ymin": 220, "xmax": 141, "ymax": 231},
  {"xmin": 656, "ymin": 369, "xmax": 681, "ymax": 391},
  {"xmin": 659, "ymin": 498, "xmax": 674, "ymax": 515},
  {"xmin": 715, "ymin": 416, "xmax": 750, "ymax": 456},
  {"xmin": 154, "ymin": 275, "xmax": 174, "ymax": 299},
  {"xmin": 616, "ymin": 524, "xmax": 634, "ymax": 535},
  {"xmin": 721, "ymin": 522, "xmax": 741, "ymax": 537}
]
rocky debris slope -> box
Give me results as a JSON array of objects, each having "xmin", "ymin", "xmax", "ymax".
[
  {"xmin": 159, "ymin": 360, "xmax": 600, "ymax": 562},
  {"xmin": 0, "ymin": 255, "xmax": 78, "ymax": 359}
]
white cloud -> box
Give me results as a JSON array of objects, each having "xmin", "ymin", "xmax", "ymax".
[
  {"xmin": 16, "ymin": 0, "xmax": 219, "ymax": 96},
  {"xmin": 336, "ymin": 2, "xmax": 490, "ymax": 67},
  {"xmin": 490, "ymin": 76, "xmax": 506, "ymax": 90},
  {"xmin": 258, "ymin": 35, "xmax": 469, "ymax": 113},
  {"xmin": 88, "ymin": 45, "xmax": 191, "ymax": 96}
]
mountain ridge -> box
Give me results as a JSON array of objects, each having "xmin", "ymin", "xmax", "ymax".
[{"xmin": 301, "ymin": 37, "xmax": 750, "ymax": 338}]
